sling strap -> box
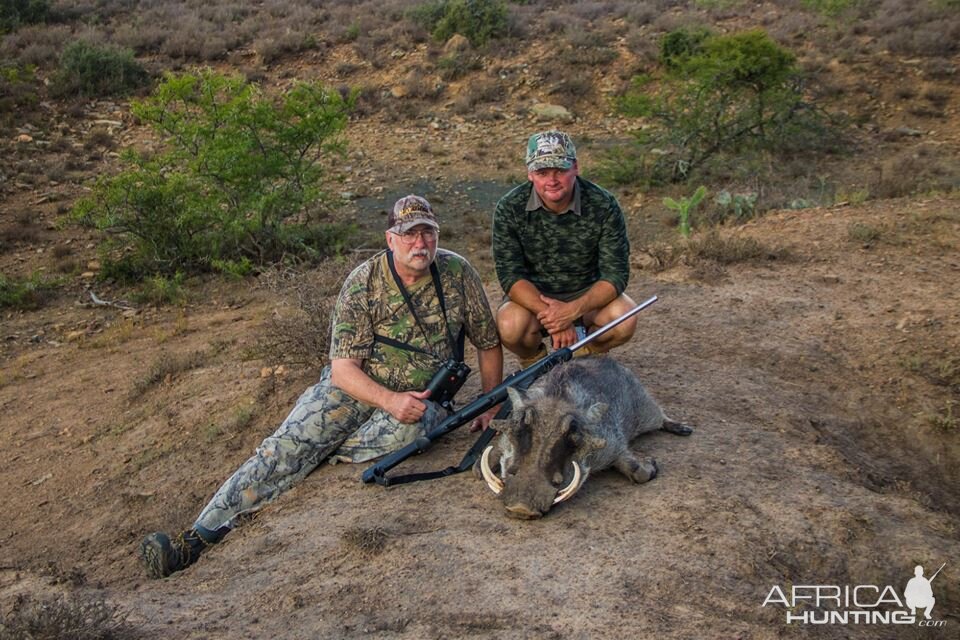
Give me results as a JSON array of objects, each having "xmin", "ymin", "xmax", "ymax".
[
  {"xmin": 371, "ymin": 401, "xmax": 511, "ymax": 485},
  {"xmin": 375, "ymin": 251, "xmax": 464, "ymax": 362}
]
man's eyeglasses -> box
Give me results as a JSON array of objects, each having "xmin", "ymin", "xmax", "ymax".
[{"xmin": 392, "ymin": 228, "xmax": 438, "ymax": 245}]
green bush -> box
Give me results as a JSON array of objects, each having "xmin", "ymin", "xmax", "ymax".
[
  {"xmin": 52, "ymin": 40, "xmax": 150, "ymax": 97},
  {"xmin": 0, "ymin": 0, "xmax": 49, "ymax": 33},
  {"xmin": 72, "ymin": 70, "xmax": 356, "ymax": 280},
  {"xmin": 615, "ymin": 29, "xmax": 841, "ymax": 184},
  {"xmin": 0, "ymin": 272, "xmax": 60, "ymax": 310},
  {"xmin": 0, "ymin": 63, "xmax": 38, "ymax": 125},
  {"xmin": 410, "ymin": 0, "xmax": 508, "ymax": 46},
  {"xmin": 659, "ymin": 26, "xmax": 711, "ymax": 70}
]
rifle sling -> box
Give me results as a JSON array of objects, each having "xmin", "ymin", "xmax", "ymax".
[{"xmin": 373, "ymin": 402, "xmax": 511, "ymax": 486}]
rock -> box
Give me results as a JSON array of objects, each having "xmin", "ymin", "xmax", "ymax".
[
  {"xmin": 390, "ymin": 85, "xmax": 408, "ymax": 99},
  {"xmin": 895, "ymin": 126, "xmax": 922, "ymax": 137},
  {"xmin": 530, "ymin": 103, "xmax": 574, "ymax": 123},
  {"xmin": 65, "ymin": 330, "xmax": 85, "ymax": 342},
  {"xmin": 80, "ymin": 271, "xmax": 96, "ymax": 279},
  {"xmin": 87, "ymin": 260, "xmax": 101, "ymax": 270},
  {"xmin": 443, "ymin": 34, "xmax": 471, "ymax": 55}
]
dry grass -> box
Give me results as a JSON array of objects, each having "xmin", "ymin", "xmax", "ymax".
[
  {"xmin": 644, "ymin": 229, "xmax": 787, "ymax": 272},
  {"xmin": 0, "ymin": 593, "xmax": 137, "ymax": 640},
  {"xmin": 341, "ymin": 525, "xmax": 389, "ymax": 558},
  {"xmin": 133, "ymin": 350, "xmax": 208, "ymax": 395},
  {"xmin": 256, "ymin": 259, "xmax": 358, "ymax": 371}
]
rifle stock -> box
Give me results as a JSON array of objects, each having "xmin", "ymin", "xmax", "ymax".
[{"xmin": 361, "ymin": 295, "xmax": 658, "ymax": 485}]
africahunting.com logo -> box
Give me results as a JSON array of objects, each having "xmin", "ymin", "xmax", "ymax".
[{"xmin": 762, "ymin": 563, "xmax": 947, "ymax": 627}]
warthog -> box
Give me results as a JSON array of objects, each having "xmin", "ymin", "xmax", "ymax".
[{"xmin": 477, "ymin": 357, "xmax": 692, "ymax": 519}]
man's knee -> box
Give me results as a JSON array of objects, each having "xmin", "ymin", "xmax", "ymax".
[
  {"xmin": 589, "ymin": 295, "xmax": 638, "ymax": 346},
  {"xmin": 496, "ymin": 302, "xmax": 539, "ymax": 344}
]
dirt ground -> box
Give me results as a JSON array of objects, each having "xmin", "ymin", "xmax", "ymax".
[
  {"xmin": 3, "ymin": 6, "xmax": 960, "ymax": 636},
  {"xmin": 2, "ymin": 182, "xmax": 958, "ymax": 637}
]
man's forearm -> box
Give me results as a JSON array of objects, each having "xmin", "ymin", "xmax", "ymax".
[
  {"xmin": 329, "ymin": 358, "xmax": 395, "ymax": 410},
  {"xmin": 476, "ymin": 345, "xmax": 503, "ymax": 393},
  {"xmin": 506, "ymin": 279, "xmax": 549, "ymax": 314},
  {"xmin": 571, "ymin": 280, "xmax": 618, "ymax": 317}
]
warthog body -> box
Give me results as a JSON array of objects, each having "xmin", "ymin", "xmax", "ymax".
[{"xmin": 478, "ymin": 356, "xmax": 692, "ymax": 519}]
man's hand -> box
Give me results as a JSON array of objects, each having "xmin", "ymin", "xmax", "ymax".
[
  {"xmin": 537, "ymin": 295, "xmax": 580, "ymax": 334},
  {"xmin": 470, "ymin": 406, "xmax": 501, "ymax": 432},
  {"xmin": 548, "ymin": 325, "xmax": 579, "ymax": 349},
  {"xmin": 385, "ymin": 389, "xmax": 431, "ymax": 424}
]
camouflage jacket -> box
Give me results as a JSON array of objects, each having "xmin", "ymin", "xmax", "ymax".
[
  {"xmin": 330, "ymin": 249, "xmax": 499, "ymax": 392},
  {"xmin": 492, "ymin": 177, "xmax": 630, "ymax": 300}
]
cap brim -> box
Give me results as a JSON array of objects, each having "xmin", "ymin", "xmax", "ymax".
[
  {"xmin": 527, "ymin": 157, "xmax": 575, "ymax": 171},
  {"xmin": 390, "ymin": 217, "xmax": 440, "ymax": 233}
]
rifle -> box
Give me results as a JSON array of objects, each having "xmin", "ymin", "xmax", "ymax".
[{"xmin": 361, "ymin": 295, "xmax": 659, "ymax": 486}]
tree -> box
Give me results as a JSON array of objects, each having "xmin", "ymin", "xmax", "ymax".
[{"xmin": 616, "ymin": 29, "xmax": 839, "ymax": 184}]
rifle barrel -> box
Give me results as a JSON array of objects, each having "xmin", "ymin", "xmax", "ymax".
[{"xmin": 570, "ymin": 295, "xmax": 657, "ymax": 352}]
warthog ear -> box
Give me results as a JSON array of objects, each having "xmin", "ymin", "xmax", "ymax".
[
  {"xmin": 567, "ymin": 422, "xmax": 606, "ymax": 452},
  {"xmin": 583, "ymin": 434, "xmax": 607, "ymax": 451},
  {"xmin": 505, "ymin": 386, "xmax": 529, "ymax": 410},
  {"xmin": 585, "ymin": 402, "xmax": 609, "ymax": 422}
]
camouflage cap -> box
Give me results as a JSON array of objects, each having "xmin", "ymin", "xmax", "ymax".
[
  {"xmin": 388, "ymin": 195, "xmax": 440, "ymax": 233},
  {"xmin": 525, "ymin": 130, "xmax": 577, "ymax": 171}
]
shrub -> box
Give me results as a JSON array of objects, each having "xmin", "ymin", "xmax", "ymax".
[
  {"xmin": 0, "ymin": 593, "xmax": 134, "ymax": 640},
  {"xmin": 659, "ymin": 25, "xmax": 711, "ymax": 69},
  {"xmin": 0, "ymin": 272, "xmax": 60, "ymax": 310},
  {"xmin": 0, "ymin": 62, "xmax": 38, "ymax": 126},
  {"xmin": 615, "ymin": 29, "xmax": 841, "ymax": 184},
  {"xmin": 72, "ymin": 70, "xmax": 357, "ymax": 279},
  {"xmin": 52, "ymin": 40, "xmax": 150, "ymax": 97},
  {"xmin": 256, "ymin": 259, "xmax": 357, "ymax": 370},
  {"xmin": 0, "ymin": 0, "xmax": 49, "ymax": 33},
  {"xmin": 411, "ymin": 0, "xmax": 508, "ymax": 46},
  {"xmin": 687, "ymin": 229, "xmax": 783, "ymax": 264}
]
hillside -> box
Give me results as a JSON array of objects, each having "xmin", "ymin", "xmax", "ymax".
[{"xmin": 2, "ymin": 1, "xmax": 959, "ymax": 638}]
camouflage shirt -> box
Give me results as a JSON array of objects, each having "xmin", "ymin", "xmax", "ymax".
[
  {"xmin": 330, "ymin": 249, "xmax": 499, "ymax": 392},
  {"xmin": 492, "ymin": 177, "xmax": 630, "ymax": 300}
]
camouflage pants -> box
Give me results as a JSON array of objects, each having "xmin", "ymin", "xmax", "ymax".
[{"xmin": 195, "ymin": 365, "xmax": 445, "ymax": 532}]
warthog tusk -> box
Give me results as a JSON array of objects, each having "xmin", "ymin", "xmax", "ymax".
[
  {"xmin": 480, "ymin": 446, "xmax": 503, "ymax": 495},
  {"xmin": 553, "ymin": 461, "xmax": 582, "ymax": 504}
]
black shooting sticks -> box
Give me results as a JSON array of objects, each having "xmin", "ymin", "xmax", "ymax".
[{"xmin": 361, "ymin": 295, "xmax": 659, "ymax": 486}]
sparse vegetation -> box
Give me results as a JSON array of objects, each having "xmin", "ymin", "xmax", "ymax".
[
  {"xmin": 714, "ymin": 190, "xmax": 758, "ymax": 222},
  {"xmin": 664, "ymin": 185, "xmax": 707, "ymax": 237},
  {"xmin": 926, "ymin": 401, "xmax": 956, "ymax": 432},
  {"xmin": 847, "ymin": 221, "xmax": 882, "ymax": 244},
  {"xmin": 72, "ymin": 70, "xmax": 357, "ymax": 280},
  {"xmin": 256, "ymin": 260, "xmax": 356, "ymax": 370},
  {"xmin": 0, "ymin": 593, "xmax": 134, "ymax": 640},
  {"xmin": 130, "ymin": 272, "xmax": 187, "ymax": 306},
  {"xmin": 0, "ymin": 0, "xmax": 49, "ymax": 34},
  {"xmin": 134, "ymin": 350, "xmax": 208, "ymax": 395},
  {"xmin": 341, "ymin": 525, "xmax": 389, "ymax": 557},
  {"xmin": 0, "ymin": 62, "xmax": 38, "ymax": 126},
  {"xmin": 51, "ymin": 40, "xmax": 150, "ymax": 97},
  {"xmin": 686, "ymin": 229, "xmax": 784, "ymax": 264},
  {"xmin": 0, "ymin": 272, "xmax": 60, "ymax": 310},
  {"xmin": 411, "ymin": 0, "xmax": 508, "ymax": 46},
  {"xmin": 616, "ymin": 29, "xmax": 842, "ymax": 185}
]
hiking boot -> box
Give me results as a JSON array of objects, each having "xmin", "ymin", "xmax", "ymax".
[
  {"xmin": 517, "ymin": 343, "xmax": 548, "ymax": 369},
  {"xmin": 573, "ymin": 342, "xmax": 604, "ymax": 358},
  {"xmin": 140, "ymin": 528, "xmax": 213, "ymax": 579}
]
